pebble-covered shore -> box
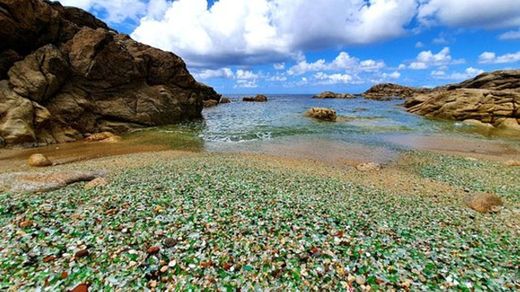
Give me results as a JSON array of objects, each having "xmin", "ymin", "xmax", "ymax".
[{"xmin": 0, "ymin": 151, "xmax": 518, "ymax": 290}]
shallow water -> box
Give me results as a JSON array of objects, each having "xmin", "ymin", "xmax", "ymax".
[
  {"xmin": 198, "ymin": 95, "xmax": 520, "ymax": 160},
  {"xmin": 1, "ymin": 94, "xmax": 519, "ymax": 168}
]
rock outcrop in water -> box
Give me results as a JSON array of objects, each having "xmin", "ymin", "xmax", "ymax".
[
  {"xmin": 0, "ymin": 0, "xmax": 220, "ymax": 147},
  {"xmin": 305, "ymin": 107, "xmax": 337, "ymax": 121},
  {"xmin": 363, "ymin": 83, "xmax": 431, "ymax": 100},
  {"xmin": 405, "ymin": 70, "xmax": 520, "ymax": 132},
  {"xmin": 313, "ymin": 91, "xmax": 355, "ymax": 99},
  {"xmin": 243, "ymin": 95, "xmax": 268, "ymax": 102}
]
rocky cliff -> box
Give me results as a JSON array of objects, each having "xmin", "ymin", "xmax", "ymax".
[
  {"xmin": 0, "ymin": 0, "xmax": 220, "ymax": 147},
  {"xmin": 404, "ymin": 70, "xmax": 520, "ymax": 132}
]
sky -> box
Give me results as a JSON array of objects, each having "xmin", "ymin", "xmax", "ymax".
[{"xmin": 59, "ymin": 0, "xmax": 520, "ymax": 94}]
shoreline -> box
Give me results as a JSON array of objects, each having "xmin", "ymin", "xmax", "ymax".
[{"xmin": 3, "ymin": 129, "xmax": 519, "ymax": 173}]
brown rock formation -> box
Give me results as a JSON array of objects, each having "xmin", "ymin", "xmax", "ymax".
[
  {"xmin": 219, "ymin": 97, "xmax": 231, "ymax": 104},
  {"xmin": 449, "ymin": 70, "xmax": 520, "ymax": 91},
  {"xmin": 27, "ymin": 153, "xmax": 53, "ymax": 167},
  {"xmin": 313, "ymin": 91, "xmax": 355, "ymax": 99},
  {"xmin": 0, "ymin": 0, "xmax": 220, "ymax": 147},
  {"xmin": 363, "ymin": 83, "xmax": 431, "ymax": 100},
  {"xmin": 305, "ymin": 107, "xmax": 337, "ymax": 122},
  {"xmin": 405, "ymin": 70, "xmax": 520, "ymax": 132},
  {"xmin": 243, "ymin": 95, "xmax": 268, "ymax": 102}
]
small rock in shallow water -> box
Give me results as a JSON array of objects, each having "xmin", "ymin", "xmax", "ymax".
[
  {"xmin": 305, "ymin": 107, "xmax": 337, "ymax": 121},
  {"xmin": 356, "ymin": 162, "xmax": 381, "ymax": 172},
  {"xmin": 465, "ymin": 193, "xmax": 503, "ymax": 213},
  {"xmin": 27, "ymin": 154, "xmax": 52, "ymax": 167},
  {"xmin": 84, "ymin": 132, "xmax": 122, "ymax": 143}
]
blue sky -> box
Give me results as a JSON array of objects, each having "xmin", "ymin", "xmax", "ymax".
[{"xmin": 60, "ymin": 0, "xmax": 520, "ymax": 94}]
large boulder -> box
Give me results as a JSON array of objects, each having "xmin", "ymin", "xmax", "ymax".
[
  {"xmin": 305, "ymin": 107, "xmax": 337, "ymax": 121},
  {"xmin": 0, "ymin": 0, "xmax": 220, "ymax": 147},
  {"xmin": 313, "ymin": 91, "xmax": 355, "ymax": 99},
  {"xmin": 363, "ymin": 83, "xmax": 431, "ymax": 100},
  {"xmin": 404, "ymin": 70, "xmax": 520, "ymax": 131}
]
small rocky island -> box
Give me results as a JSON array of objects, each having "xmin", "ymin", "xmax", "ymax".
[
  {"xmin": 243, "ymin": 95, "xmax": 268, "ymax": 102},
  {"xmin": 0, "ymin": 0, "xmax": 220, "ymax": 147},
  {"xmin": 313, "ymin": 91, "xmax": 355, "ymax": 99},
  {"xmin": 362, "ymin": 83, "xmax": 431, "ymax": 100}
]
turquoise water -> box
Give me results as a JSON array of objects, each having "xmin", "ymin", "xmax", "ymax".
[
  {"xmin": 148, "ymin": 94, "xmax": 518, "ymax": 152},
  {"xmin": 203, "ymin": 95, "xmax": 440, "ymax": 145},
  {"xmin": 195, "ymin": 95, "xmax": 515, "ymax": 147}
]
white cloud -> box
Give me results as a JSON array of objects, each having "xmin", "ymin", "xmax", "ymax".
[
  {"xmin": 59, "ymin": 0, "xmax": 149, "ymax": 23},
  {"xmin": 418, "ymin": 0, "xmax": 520, "ymax": 29},
  {"xmin": 415, "ymin": 41, "xmax": 424, "ymax": 48},
  {"xmin": 130, "ymin": 0, "xmax": 417, "ymax": 67},
  {"xmin": 409, "ymin": 62, "xmax": 428, "ymax": 70},
  {"xmin": 193, "ymin": 67, "xmax": 264, "ymax": 82},
  {"xmin": 267, "ymin": 74, "xmax": 288, "ymax": 82},
  {"xmin": 314, "ymin": 72, "xmax": 354, "ymax": 84},
  {"xmin": 478, "ymin": 51, "xmax": 520, "ymax": 64},
  {"xmin": 288, "ymin": 59, "xmax": 327, "ymax": 75},
  {"xmin": 61, "ymin": 0, "xmax": 520, "ymax": 72},
  {"xmin": 360, "ymin": 59, "xmax": 386, "ymax": 72},
  {"xmin": 431, "ymin": 70, "xmax": 445, "ymax": 77},
  {"xmin": 273, "ymin": 63, "xmax": 286, "ymax": 70},
  {"xmin": 499, "ymin": 28, "xmax": 520, "ymax": 40},
  {"xmin": 432, "ymin": 67, "xmax": 483, "ymax": 80},
  {"xmin": 409, "ymin": 47, "xmax": 453, "ymax": 69},
  {"xmin": 235, "ymin": 79, "xmax": 258, "ymax": 88},
  {"xmin": 287, "ymin": 51, "xmax": 384, "ymax": 75},
  {"xmin": 194, "ymin": 67, "xmax": 234, "ymax": 79},
  {"xmin": 236, "ymin": 69, "xmax": 259, "ymax": 80},
  {"xmin": 432, "ymin": 35, "xmax": 449, "ymax": 45},
  {"xmin": 382, "ymin": 71, "xmax": 401, "ymax": 79}
]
